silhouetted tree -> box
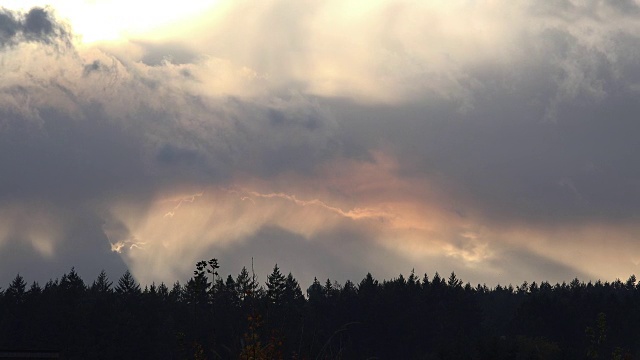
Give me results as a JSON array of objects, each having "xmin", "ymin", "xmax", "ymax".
[
  {"xmin": 448, "ymin": 271, "xmax": 462, "ymax": 288},
  {"xmin": 59, "ymin": 267, "xmax": 86, "ymax": 298},
  {"xmin": 266, "ymin": 264, "xmax": 286, "ymax": 305},
  {"xmin": 3, "ymin": 262, "xmax": 640, "ymax": 359},
  {"xmin": 283, "ymin": 273, "xmax": 304, "ymax": 307},
  {"xmin": 91, "ymin": 270, "xmax": 112, "ymax": 293},
  {"xmin": 115, "ymin": 270, "xmax": 140, "ymax": 296},
  {"xmin": 236, "ymin": 266, "xmax": 259, "ymax": 304},
  {"xmin": 307, "ymin": 277, "xmax": 324, "ymax": 303},
  {"xmin": 6, "ymin": 274, "xmax": 26, "ymax": 304}
]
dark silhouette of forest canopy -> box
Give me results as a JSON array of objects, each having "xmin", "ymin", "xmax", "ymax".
[{"xmin": 1, "ymin": 260, "xmax": 639, "ymax": 359}]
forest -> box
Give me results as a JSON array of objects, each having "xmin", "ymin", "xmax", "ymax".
[{"xmin": 1, "ymin": 259, "xmax": 639, "ymax": 359}]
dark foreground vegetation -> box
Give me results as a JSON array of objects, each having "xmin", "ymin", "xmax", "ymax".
[{"xmin": 1, "ymin": 260, "xmax": 639, "ymax": 359}]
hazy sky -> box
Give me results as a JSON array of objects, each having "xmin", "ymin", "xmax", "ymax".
[{"xmin": 1, "ymin": 0, "xmax": 640, "ymax": 288}]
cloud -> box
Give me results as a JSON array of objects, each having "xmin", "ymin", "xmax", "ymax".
[
  {"xmin": 0, "ymin": 202, "xmax": 127, "ymax": 285},
  {"xmin": 134, "ymin": 40, "xmax": 199, "ymax": 67},
  {"xmin": 0, "ymin": 8, "xmax": 347, "ymax": 284},
  {"xmin": 2, "ymin": 1, "xmax": 640, "ymax": 287},
  {"xmin": 0, "ymin": 7, "xmax": 69, "ymax": 48}
]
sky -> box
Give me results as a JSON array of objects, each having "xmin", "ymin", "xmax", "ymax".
[{"xmin": 1, "ymin": 0, "xmax": 640, "ymax": 288}]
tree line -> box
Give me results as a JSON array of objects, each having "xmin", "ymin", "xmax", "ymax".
[{"xmin": 1, "ymin": 260, "xmax": 639, "ymax": 359}]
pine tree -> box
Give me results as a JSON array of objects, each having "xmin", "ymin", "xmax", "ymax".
[
  {"xmin": 28, "ymin": 281, "xmax": 42, "ymax": 296},
  {"xmin": 408, "ymin": 269, "xmax": 419, "ymax": 289},
  {"xmin": 342, "ymin": 280, "xmax": 357, "ymax": 297},
  {"xmin": 157, "ymin": 282, "xmax": 170, "ymax": 300},
  {"xmin": 6, "ymin": 274, "xmax": 27, "ymax": 304},
  {"xmin": 91, "ymin": 270, "xmax": 113, "ymax": 293},
  {"xmin": 115, "ymin": 270, "xmax": 141, "ymax": 295},
  {"xmin": 358, "ymin": 273, "xmax": 378, "ymax": 297},
  {"xmin": 169, "ymin": 281, "xmax": 183, "ymax": 302},
  {"xmin": 266, "ymin": 264, "xmax": 286, "ymax": 304},
  {"xmin": 60, "ymin": 267, "xmax": 86, "ymax": 294},
  {"xmin": 283, "ymin": 273, "xmax": 304, "ymax": 307},
  {"xmin": 236, "ymin": 266, "xmax": 260, "ymax": 303},
  {"xmin": 448, "ymin": 271, "xmax": 462, "ymax": 288},
  {"xmin": 307, "ymin": 277, "xmax": 325, "ymax": 302}
]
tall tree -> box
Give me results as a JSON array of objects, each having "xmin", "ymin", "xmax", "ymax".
[
  {"xmin": 358, "ymin": 273, "xmax": 379, "ymax": 298},
  {"xmin": 448, "ymin": 271, "xmax": 462, "ymax": 288},
  {"xmin": 283, "ymin": 273, "xmax": 304, "ymax": 307},
  {"xmin": 28, "ymin": 281, "xmax": 42, "ymax": 296},
  {"xmin": 91, "ymin": 270, "xmax": 113, "ymax": 294},
  {"xmin": 115, "ymin": 270, "xmax": 141, "ymax": 296},
  {"xmin": 169, "ymin": 281, "xmax": 184, "ymax": 303},
  {"xmin": 6, "ymin": 274, "xmax": 27, "ymax": 304},
  {"xmin": 236, "ymin": 266, "xmax": 259, "ymax": 303},
  {"xmin": 266, "ymin": 264, "xmax": 286, "ymax": 304},
  {"xmin": 307, "ymin": 277, "xmax": 325, "ymax": 303},
  {"xmin": 60, "ymin": 267, "xmax": 86, "ymax": 297}
]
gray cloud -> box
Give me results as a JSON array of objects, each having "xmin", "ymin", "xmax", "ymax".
[
  {"xmin": 529, "ymin": 0, "xmax": 640, "ymax": 19},
  {"xmin": 488, "ymin": 248, "xmax": 590, "ymax": 286},
  {"xmin": 0, "ymin": 208, "xmax": 127, "ymax": 286},
  {"xmin": 82, "ymin": 60, "xmax": 111, "ymax": 77},
  {"xmin": 0, "ymin": 7, "xmax": 69, "ymax": 48},
  {"xmin": 211, "ymin": 226, "xmax": 396, "ymax": 290},
  {"xmin": 0, "ymin": 106, "xmax": 151, "ymax": 204},
  {"xmin": 324, "ymin": 17, "xmax": 640, "ymax": 227},
  {"xmin": 0, "ymin": 17, "xmax": 348, "ymax": 286},
  {"xmin": 212, "ymin": 226, "xmax": 591, "ymax": 289},
  {"xmin": 135, "ymin": 41, "xmax": 199, "ymax": 66}
]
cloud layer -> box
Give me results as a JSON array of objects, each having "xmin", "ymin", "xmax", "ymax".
[{"xmin": 1, "ymin": 1, "xmax": 640, "ymax": 287}]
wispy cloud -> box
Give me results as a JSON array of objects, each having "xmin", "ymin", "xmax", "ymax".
[{"xmin": 229, "ymin": 188, "xmax": 393, "ymax": 221}]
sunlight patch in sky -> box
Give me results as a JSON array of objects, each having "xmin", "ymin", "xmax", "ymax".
[{"xmin": 2, "ymin": 0, "xmax": 221, "ymax": 43}]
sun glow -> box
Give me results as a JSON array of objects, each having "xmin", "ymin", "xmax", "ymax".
[{"xmin": 2, "ymin": 0, "xmax": 221, "ymax": 43}]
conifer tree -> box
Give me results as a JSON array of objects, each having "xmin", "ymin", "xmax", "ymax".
[
  {"xmin": 283, "ymin": 272, "xmax": 304, "ymax": 306},
  {"xmin": 266, "ymin": 264, "xmax": 286, "ymax": 304},
  {"xmin": 6, "ymin": 274, "xmax": 26, "ymax": 304},
  {"xmin": 115, "ymin": 270, "xmax": 141, "ymax": 295},
  {"xmin": 91, "ymin": 270, "xmax": 113, "ymax": 293}
]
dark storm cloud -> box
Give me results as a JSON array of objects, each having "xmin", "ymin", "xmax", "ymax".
[{"xmin": 0, "ymin": 7, "xmax": 69, "ymax": 47}]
